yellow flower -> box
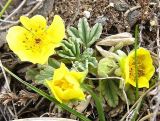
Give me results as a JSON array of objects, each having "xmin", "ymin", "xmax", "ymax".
[
  {"xmin": 46, "ymin": 63, "xmax": 85, "ymax": 103},
  {"xmin": 6, "ymin": 15, "xmax": 65, "ymax": 64},
  {"xmin": 120, "ymin": 47, "xmax": 155, "ymax": 88}
]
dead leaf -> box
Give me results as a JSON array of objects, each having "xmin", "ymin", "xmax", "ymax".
[
  {"xmin": 96, "ymin": 32, "xmax": 135, "ymax": 46},
  {"xmin": 96, "ymin": 45, "xmax": 118, "ymax": 58}
]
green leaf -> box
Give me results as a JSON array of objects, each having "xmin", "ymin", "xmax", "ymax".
[
  {"xmin": 67, "ymin": 18, "xmax": 102, "ymax": 48},
  {"xmin": 35, "ymin": 66, "xmax": 54, "ymax": 84},
  {"xmin": 25, "ymin": 68, "xmax": 39, "ymax": 81},
  {"xmin": 48, "ymin": 58, "xmax": 60, "ymax": 69},
  {"xmin": 57, "ymin": 38, "xmax": 81, "ymax": 60},
  {"xmin": 101, "ymin": 80, "xmax": 119, "ymax": 107},
  {"xmin": 71, "ymin": 48, "xmax": 98, "ymax": 71},
  {"xmin": 98, "ymin": 57, "xmax": 118, "ymax": 77},
  {"xmin": 88, "ymin": 23, "xmax": 102, "ymax": 47},
  {"xmin": 82, "ymin": 48, "xmax": 94, "ymax": 58},
  {"xmin": 3, "ymin": 66, "xmax": 91, "ymax": 121},
  {"xmin": 72, "ymin": 61, "xmax": 86, "ymax": 71},
  {"xmin": 67, "ymin": 27, "xmax": 80, "ymax": 38},
  {"xmin": 134, "ymin": 25, "xmax": 139, "ymax": 99},
  {"xmin": 78, "ymin": 18, "xmax": 90, "ymax": 47},
  {"xmin": 58, "ymin": 51, "xmax": 76, "ymax": 60}
]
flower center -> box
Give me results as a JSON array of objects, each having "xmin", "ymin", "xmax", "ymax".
[
  {"xmin": 35, "ymin": 38, "xmax": 41, "ymax": 44},
  {"xmin": 23, "ymin": 32, "xmax": 44, "ymax": 51},
  {"xmin": 55, "ymin": 80, "xmax": 73, "ymax": 91},
  {"xmin": 129, "ymin": 58, "xmax": 145, "ymax": 81}
]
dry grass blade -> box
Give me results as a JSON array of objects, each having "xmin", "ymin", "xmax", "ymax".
[
  {"xmin": 0, "ymin": 60, "xmax": 18, "ymax": 119},
  {"xmin": 0, "ymin": 0, "xmax": 26, "ymax": 24}
]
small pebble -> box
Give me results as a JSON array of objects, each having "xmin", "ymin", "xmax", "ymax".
[
  {"xmin": 95, "ymin": 15, "xmax": 108, "ymax": 25},
  {"xmin": 83, "ymin": 11, "xmax": 91, "ymax": 18},
  {"xmin": 114, "ymin": 2, "xmax": 129, "ymax": 12},
  {"xmin": 108, "ymin": 2, "xmax": 114, "ymax": 7},
  {"xmin": 128, "ymin": 10, "xmax": 141, "ymax": 27}
]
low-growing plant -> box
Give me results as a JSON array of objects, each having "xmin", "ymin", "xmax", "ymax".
[{"xmin": 3, "ymin": 15, "xmax": 156, "ymax": 121}]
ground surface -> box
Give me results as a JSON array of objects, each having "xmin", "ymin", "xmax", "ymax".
[{"xmin": 0, "ymin": 0, "xmax": 160, "ymax": 121}]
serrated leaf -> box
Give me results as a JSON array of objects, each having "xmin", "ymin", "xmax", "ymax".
[
  {"xmin": 57, "ymin": 37, "xmax": 81, "ymax": 60},
  {"xmin": 101, "ymin": 80, "xmax": 119, "ymax": 107},
  {"xmin": 61, "ymin": 42, "xmax": 75, "ymax": 56},
  {"xmin": 68, "ymin": 38, "xmax": 77, "ymax": 55},
  {"xmin": 35, "ymin": 66, "xmax": 54, "ymax": 84},
  {"xmin": 68, "ymin": 18, "xmax": 102, "ymax": 48},
  {"xmin": 58, "ymin": 51, "xmax": 76, "ymax": 60},
  {"xmin": 67, "ymin": 27, "xmax": 80, "ymax": 38},
  {"xmin": 75, "ymin": 39, "xmax": 81, "ymax": 57},
  {"xmin": 88, "ymin": 23, "xmax": 102, "ymax": 46},
  {"xmin": 78, "ymin": 18, "xmax": 90, "ymax": 47}
]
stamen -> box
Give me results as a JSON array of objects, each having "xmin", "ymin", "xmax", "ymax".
[{"xmin": 35, "ymin": 38, "xmax": 41, "ymax": 44}]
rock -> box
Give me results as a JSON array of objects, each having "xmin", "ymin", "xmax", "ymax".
[
  {"xmin": 128, "ymin": 10, "xmax": 141, "ymax": 27},
  {"xmin": 110, "ymin": 0, "xmax": 129, "ymax": 12},
  {"xmin": 95, "ymin": 15, "xmax": 108, "ymax": 25},
  {"xmin": 114, "ymin": 1, "xmax": 129, "ymax": 12}
]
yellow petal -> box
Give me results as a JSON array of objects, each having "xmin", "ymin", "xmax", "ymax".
[
  {"xmin": 20, "ymin": 15, "xmax": 47, "ymax": 34},
  {"xmin": 46, "ymin": 15, "xmax": 65, "ymax": 44},
  {"xmin": 128, "ymin": 77, "xmax": 149, "ymax": 88},
  {"xmin": 6, "ymin": 26, "xmax": 29, "ymax": 51},
  {"xmin": 53, "ymin": 63, "xmax": 69, "ymax": 81},
  {"xmin": 6, "ymin": 26, "xmax": 36, "ymax": 62},
  {"xmin": 138, "ymin": 77, "xmax": 149, "ymax": 88},
  {"xmin": 119, "ymin": 56, "xmax": 128, "ymax": 79},
  {"xmin": 145, "ymin": 66, "xmax": 155, "ymax": 80},
  {"xmin": 63, "ymin": 88, "xmax": 85, "ymax": 101},
  {"xmin": 64, "ymin": 74, "xmax": 80, "ymax": 87},
  {"xmin": 46, "ymin": 80, "xmax": 63, "ymax": 103},
  {"xmin": 70, "ymin": 71, "xmax": 86, "ymax": 83}
]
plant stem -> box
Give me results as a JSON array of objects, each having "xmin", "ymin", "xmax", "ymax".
[
  {"xmin": 134, "ymin": 25, "xmax": 139, "ymax": 100},
  {"xmin": 0, "ymin": 0, "xmax": 12, "ymax": 18},
  {"xmin": 82, "ymin": 84, "xmax": 106, "ymax": 121}
]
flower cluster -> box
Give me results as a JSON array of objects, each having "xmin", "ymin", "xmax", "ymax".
[
  {"xmin": 6, "ymin": 15, "xmax": 86, "ymax": 103},
  {"xmin": 6, "ymin": 14, "xmax": 156, "ymax": 110}
]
